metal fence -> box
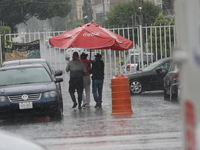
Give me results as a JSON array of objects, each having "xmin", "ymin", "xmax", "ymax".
[{"xmin": 0, "ymin": 25, "xmax": 176, "ymax": 91}]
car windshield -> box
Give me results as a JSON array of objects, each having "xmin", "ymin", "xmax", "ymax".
[
  {"xmin": 125, "ymin": 55, "xmax": 139, "ymax": 64},
  {"xmin": 142, "ymin": 60, "xmax": 163, "ymax": 72},
  {"xmin": 3, "ymin": 62, "xmax": 52, "ymax": 75},
  {"xmin": 0, "ymin": 67, "xmax": 52, "ymax": 86}
]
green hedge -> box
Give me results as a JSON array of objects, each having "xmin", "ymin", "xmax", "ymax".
[{"xmin": 0, "ymin": 26, "xmax": 11, "ymax": 34}]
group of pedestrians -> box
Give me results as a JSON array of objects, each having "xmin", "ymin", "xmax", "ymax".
[{"xmin": 66, "ymin": 51, "xmax": 104, "ymax": 109}]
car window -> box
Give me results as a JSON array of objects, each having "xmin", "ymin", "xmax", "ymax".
[
  {"xmin": 160, "ymin": 61, "xmax": 171, "ymax": 70},
  {"xmin": 0, "ymin": 67, "xmax": 52, "ymax": 86},
  {"xmin": 130, "ymin": 55, "xmax": 139, "ymax": 63},
  {"xmin": 142, "ymin": 60, "xmax": 163, "ymax": 71},
  {"xmin": 126, "ymin": 54, "xmax": 154, "ymax": 64},
  {"xmin": 168, "ymin": 62, "xmax": 180, "ymax": 72},
  {"xmin": 169, "ymin": 62, "xmax": 175, "ymax": 71}
]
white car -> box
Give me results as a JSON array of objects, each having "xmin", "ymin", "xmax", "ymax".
[
  {"xmin": 82, "ymin": 49, "xmax": 99, "ymax": 60},
  {"xmin": 65, "ymin": 48, "xmax": 89, "ymax": 61},
  {"xmin": 121, "ymin": 52, "xmax": 155, "ymax": 74}
]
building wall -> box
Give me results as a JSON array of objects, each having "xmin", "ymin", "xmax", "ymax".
[{"xmin": 76, "ymin": 0, "xmax": 84, "ymax": 19}]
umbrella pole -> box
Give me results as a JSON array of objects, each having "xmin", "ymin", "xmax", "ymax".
[{"xmin": 90, "ymin": 49, "xmax": 92, "ymax": 60}]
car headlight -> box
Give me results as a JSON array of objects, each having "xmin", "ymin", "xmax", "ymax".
[
  {"xmin": 44, "ymin": 91, "xmax": 57, "ymax": 98},
  {"xmin": 0, "ymin": 96, "xmax": 6, "ymax": 102}
]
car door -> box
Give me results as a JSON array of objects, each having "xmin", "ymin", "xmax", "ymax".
[{"xmin": 147, "ymin": 60, "xmax": 171, "ymax": 90}]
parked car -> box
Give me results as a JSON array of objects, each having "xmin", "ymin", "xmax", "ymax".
[
  {"xmin": 125, "ymin": 57, "xmax": 172, "ymax": 95},
  {"xmin": 121, "ymin": 51, "xmax": 155, "ymax": 73},
  {"xmin": 1, "ymin": 59, "xmax": 63, "ymax": 91},
  {"xmin": 163, "ymin": 61, "xmax": 180, "ymax": 101},
  {"xmin": 65, "ymin": 48, "xmax": 85, "ymax": 61},
  {"xmin": 82, "ymin": 49, "xmax": 99, "ymax": 60},
  {"xmin": 0, "ymin": 64, "xmax": 63, "ymax": 120}
]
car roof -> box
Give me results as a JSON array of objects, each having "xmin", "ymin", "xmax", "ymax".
[
  {"xmin": 156, "ymin": 57, "xmax": 172, "ymax": 62},
  {"xmin": 0, "ymin": 64, "xmax": 45, "ymax": 71},
  {"xmin": 1, "ymin": 59, "xmax": 53, "ymax": 75},
  {"xmin": 2, "ymin": 59, "xmax": 47, "ymax": 66}
]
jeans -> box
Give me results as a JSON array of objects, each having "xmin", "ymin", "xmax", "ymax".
[
  {"xmin": 82, "ymin": 76, "xmax": 91, "ymax": 104},
  {"xmin": 92, "ymin": 79, "xmax": 103, "ymax": 104}
]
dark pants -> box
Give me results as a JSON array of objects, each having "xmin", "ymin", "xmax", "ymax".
[
  {"xmin": 69, "ymin": 77, "xmax": 83, "ymax": 104},
  {"xmin": 92, "ymin": 79, "xmax": 103, "ymax": 104}
]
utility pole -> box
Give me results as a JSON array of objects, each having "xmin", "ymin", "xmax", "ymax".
[
  {"xmin": 83, "ymin": 0, "xmax": 93, "ymax": 24},
  {"xmin": 102, "ymin": 0, "xmax": 105, "ymax": 25},
  {"xmin": 136, "ymin": 0, "xmax": 145, "ymax": 69},
  {"xmin": 137, "ymin": 0, "xmax": 143, "ymax": 26}
]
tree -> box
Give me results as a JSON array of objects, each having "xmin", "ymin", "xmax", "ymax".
[
  {"xmin": 142, "ymin": 1, "xmax": 161, "ymax": 26},
  {"xmin": 104, "ymin": 0, "xmax": 161, "ymax": 27},
  {"xmin": 66, "ymin": 19, "xmax": 84, "ymax": 30},
  {"xmin": 0, "ymin": 0, "xmax": 71, "ymax": 32}
]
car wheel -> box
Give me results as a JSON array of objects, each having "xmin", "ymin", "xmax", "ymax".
[
  {"xmin": 130, "ymin": 79, "xmax": 143, "ymax": 95},
  {"xmin": 164, "ymin": 89, "xmax": 169, "ymax": 100},
  {"xmin": 171, "ymin": 93, "xmax": 178, "ymax": 101},
  {"xmin": 56, "ymin": 107, "xmax": 63, "ymax": 120},
  {"xmin": 50, "ymin": 104, "xmax": 63, "ymax": 121},
  {"xmin": 170, "ymin": 86, "xmax": 178, "ymax": 102}
]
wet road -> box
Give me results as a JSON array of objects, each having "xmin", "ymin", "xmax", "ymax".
[{"xmin": 0, "ymin": 89, "xmax": 183, "ymax": 150}]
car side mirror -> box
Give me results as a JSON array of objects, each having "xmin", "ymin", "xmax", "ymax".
[
  {"xmin": 156, "ymin": 67, "xmax": 162, "ymax": 74},
  {"xmin": 55, "ymin": 70, "xmax": 63, "ymax": 76},
  {"xmin": 162, "ymin": 69, "xmax": 168, "ymax": 74},
  {"xmin": 55, "ymin": 77, "xmax": 63, "ymax": 82}
]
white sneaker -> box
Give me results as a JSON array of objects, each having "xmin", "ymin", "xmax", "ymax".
[
  {"xmin": 85, "ymin": 104, "xmax": 90, "ymax": 108},
  {"xmin": 82, "ymin": 103, "xmax": 87, "ymax": 108}
]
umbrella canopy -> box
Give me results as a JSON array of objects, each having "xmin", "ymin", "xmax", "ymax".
[{"xmin": 49, "ymin": 22, "xmax": 133, "ymax": 50}]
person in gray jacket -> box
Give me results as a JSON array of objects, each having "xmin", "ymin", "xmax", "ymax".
[{"xmin": 66, "ymin": 52, "xmax": 86, "ymax": 109}]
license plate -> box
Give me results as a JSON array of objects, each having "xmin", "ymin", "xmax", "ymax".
[{"xmin": 19, "ymin": 102, "xmax": 33, "ymax": 109}]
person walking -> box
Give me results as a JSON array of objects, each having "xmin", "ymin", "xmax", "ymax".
[
  {"xmin": 80, "ymin": 52, "xmax": 91, "ymax": 108},
  {"xmin": 66, "ymin": 52, "xmax": 86, "ymax": 109},
  {"xmin": 91, "ymin": 53, "xmax": 104, "ymax": 108}
]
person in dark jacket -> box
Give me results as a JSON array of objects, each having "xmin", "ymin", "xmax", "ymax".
[
  {"xmin": 66, "ymin": 52, "xmax": 86, "ymax": 109},
  {"xmin": 91, "ymin": 53, "xmax": 104, "ymax": 108}
]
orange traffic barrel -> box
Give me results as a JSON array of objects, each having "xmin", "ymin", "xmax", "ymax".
[{"xmin": 111, "ymin": 74, "xmax": 133, "ymax": 115}]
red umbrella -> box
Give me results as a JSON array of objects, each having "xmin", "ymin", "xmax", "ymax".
[{"xmin": 49, "ymin": 22, "xmax": 133, "ymax": 50}]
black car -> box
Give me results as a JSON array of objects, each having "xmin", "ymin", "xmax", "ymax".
[
  {"xmin": 125, "ymin": 57, "xmax": 172, "ymax": 95},
  {"xmin": 0, "ymin": 64, "xmax": 63, "ymax": 120},
  {"xmin": 163, "ymin": 61, "xmax": 179, "ymax": 101}
]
